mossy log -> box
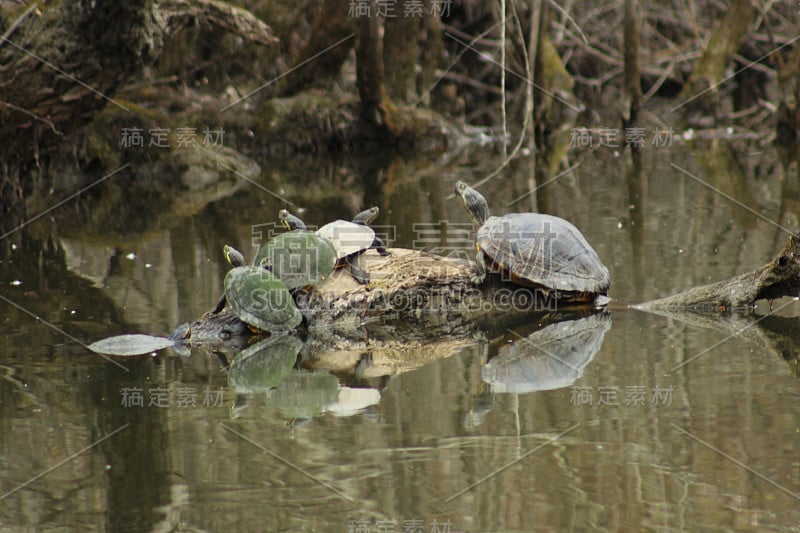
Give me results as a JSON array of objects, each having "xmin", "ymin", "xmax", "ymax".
[{"xmin": 637, "ymin": 233, "xmax": 800, "ymax": 312}]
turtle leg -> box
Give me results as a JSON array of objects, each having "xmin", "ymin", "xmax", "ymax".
[
  {"xmin": 372, "ymin": 236, "xmax": 390, "ymax": 256},
  {"xmin": 290, "ymin": 287, "xmax": 314, "ymax": 324},
  {"xmin": 347, "ymin": 255, "xmax": 371, "ymax": 284},
  {"xmin": 211, "ymin": 293, "xmax": 227, "ymax": 315},
  {"xmin": 472, "ymin": 251, "xmax": 487, "ymax": 285}
]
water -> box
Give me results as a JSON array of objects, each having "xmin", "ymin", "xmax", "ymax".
[{"xmin": 2, "ymin": 138, "xmax": 800, "ymax": 532}]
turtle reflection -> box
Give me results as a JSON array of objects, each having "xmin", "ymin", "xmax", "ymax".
[
  {"xmin": 482, "ymin": 312, "xmax": 612, "ymax": 393},
  {"xmin": 227, "ymin": 335, "xmax": 303, "ymax": 393},
  {"xmin": 264, "ymin": 371, "xmax": 380, "ymax": 420},
  {"xmin": 227, "ymin": 336, "xmax": 381, "ymax": 419}
]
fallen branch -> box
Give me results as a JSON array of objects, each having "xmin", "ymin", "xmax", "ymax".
[{"xmin": 636, "ymin": 233, "xmax": 800, "ymax": 312}]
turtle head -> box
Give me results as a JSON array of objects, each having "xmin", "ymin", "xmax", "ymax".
[
  {"xmin": 455, "ymin": 181, "xmax": 490, "ymax": 227},
  {"xmin": 279, "ymin": 209, "xmax": 307, "ymax": 231},
  {"xmin": 353, "ymin": 206, "xmax": 379, "ymax": 225},
  {"xmin": 223, "ymin": 245, "xmax": 246, "ymax": 267}
]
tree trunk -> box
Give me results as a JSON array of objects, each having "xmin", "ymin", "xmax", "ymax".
[
  {"xmin": 278, "ymin": 0, "xmax": 354, "ymax": 97},
  {"xmin": 383, "ymin": 0, "xmax": 419, "ymax": 103},
  {"xmin": 417, "ymin": 1, "xmax": 444, "ymax": 107},
  {"xmin": 622, "ymin": 0, "xmax": 641, "ymax": 165},
  {"xmin": 678, "ymin": 0, "xmax": 753, "ymax": 119},
  {"xmin": 776, "ymin": 38, "xmax": 800, "ymax": 161},
  {"xmin": 355, "ymin": 0, "xmax": 400, "ymax": 133}
]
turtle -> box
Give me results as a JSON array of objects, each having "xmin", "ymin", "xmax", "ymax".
[
  {"xmin": 281, "ymin": 208, "xmax": 389, "ymax": 284},
  {"xmin": 281, "ymin": 207, "xmax": 390, "ymax": 257},
  {"xmin": 211, "ymin": 244, "xmax": 248, "ymax": 315},
  {"xmin": 252, "ymin": 214, "xmax": 338, "ymax": 289},
  {"xmin": 278, "ymin": 209, "xmax": 307, "ymax": 231},
  {"xmin": 350, "ymin": 206, "xmax": 390, "ymax": 255},
  {"xmin": 224, "ymin": 265, "xmax": 303, "ymax": 332},
  {"xmin": 211, "ymin": 245, "xmax": 303, "ymax": 333},
  {"xmin": 454, "ymin": 180, "xmax": 610, "ymax": 301},
  {"xmin": 223, "ymin": 244, "xmax": 246, "ymax": 268}
]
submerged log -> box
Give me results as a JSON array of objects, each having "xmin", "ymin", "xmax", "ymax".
[{"xmin": 637, "ymin": 233, "xmax": 800, "ymax": 312}]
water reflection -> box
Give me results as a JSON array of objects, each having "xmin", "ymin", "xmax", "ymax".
[
  {"xmin": 482, "ymin": 311, "xmax": 612, "ymax": 393},
  {"xmin": 227, "ymin": 335, "xmax": 302, "ymax": 393},
  {"xmin": 3, "ymin": 143, "xmax": 800, "ymax": 531}
]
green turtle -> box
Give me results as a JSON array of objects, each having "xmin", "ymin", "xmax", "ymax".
[
  {"xmin": 252, "ymin": 213, "xmax": 338, "ymax": 289},
  {"xmin": 210, "ymin": 245, "xmax": 302, "ymax": 332},
  {"xmin": 223, "ymin": 265, "xmax": 302, "ymax": 332},
  {"xmin": 211, "ymin": 244, "xmax": 248, "ymax": 315},
  {"xmin": 281, "ymin": 208, "xmax": 389, "ymax": 284}
]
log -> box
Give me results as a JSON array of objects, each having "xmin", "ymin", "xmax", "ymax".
[
  {"xmin": 184, "ymin": 247, "xmax": 601, "ymax": 344},
  {"xmin": 636, "ymin": 232, "xmax": 800, "ymax": 312},
  {"xmin": 184, "ymin": 231, "xmax": 800, "ymax": 346}
]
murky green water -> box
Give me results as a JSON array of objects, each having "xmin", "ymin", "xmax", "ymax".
[{"xmin": 2, "ymin": 137, "xmax": 800, "ymax": 532}]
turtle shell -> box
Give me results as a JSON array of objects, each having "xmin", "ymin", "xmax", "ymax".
[
  {"xmin": 317, "ymin": 220, "xmax": 375, "ymax": 260},
  {"xmin": 477, "ymin": 213, "xmax": 610, "ymax": 294},
  {"xmin": 224, "ymin": 266, "xmax": 302, "ymax": 332},
  {"xmin": 252, "ymin": 231, "xmax": 337, "ymax": 289}
]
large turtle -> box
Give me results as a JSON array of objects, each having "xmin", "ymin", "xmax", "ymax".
[
  {"xmin": 252, "ymin": 215, "xmax": 338, "ymax": 289},
  {"xmin": 454, "ymin": 180, "xmax": 610, "ymax": 301},
  {"xmin": 281, "ymin": 207, "xmax": 389, "ymax": 284}
]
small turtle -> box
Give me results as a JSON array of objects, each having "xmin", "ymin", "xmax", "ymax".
[
  {"xmin": 282, "ymin": 207, "xmax": 389, "ymax": 256},
  {"xmin": 454, "ymin": 180, "xmax": 610, "ymax": 301},
  {"xmin": 223, "ymin": 244, "xmax": 246, "ymax": 268},
  {"xmin": 224, "ymin": 266, "xmax": 303, "ymax": 332},
  {"xmin": 211, "ymin": 244, "xmax": 248, "ymax": 315},
  {"xmin": 252, "ymin": 214, "xmax": 338, "ymax": 289},
  {"xmin": 211, "ymin": 245, "xmax": 302, "ymax": 333},
  {"xmin": 282, "ymin": 208, "xmax": 389, "ymax": 284},
  {"xmin": 350, "ymin": 207, "xmax": 390, "ymax": 256},
  {"xmin": 278, "ymin": 209, "xmax": 307, "ymax": 231}
]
